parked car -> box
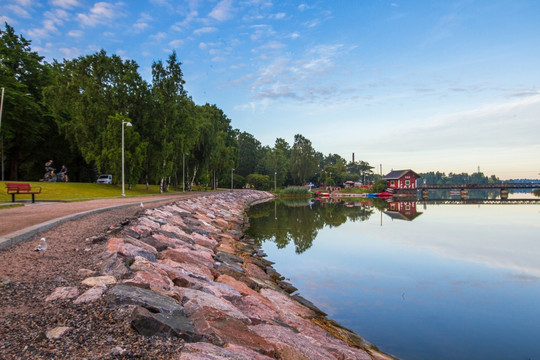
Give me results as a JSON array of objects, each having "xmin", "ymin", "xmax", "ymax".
[{"xmin": 97, "ymin": 174, "xmax": 112, "ymax": 184}]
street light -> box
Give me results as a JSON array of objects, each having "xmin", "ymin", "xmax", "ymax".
[
  {"xmin": 231, "ymin": 168, "xmax": 235, "ymax": 191},
  {"xmin": 182, "ymin": 152, "xmax": 186, "ymax": 192},
  {"xmin": 121, "ymin": 120, "xmax": 132, "ymax": 197},
  {"xmin": 274, "ymin": 172, "xmax": 277, "ymax": 192}
]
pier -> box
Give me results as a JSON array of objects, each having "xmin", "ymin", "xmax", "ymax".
[{"xmin": 417, "ymin": 182, "xmax": 539, "ymax": 199}]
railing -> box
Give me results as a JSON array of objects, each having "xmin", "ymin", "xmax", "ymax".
[{"xmin": 417, "ymin": 183, "xmax": 539, "ymax": 190}]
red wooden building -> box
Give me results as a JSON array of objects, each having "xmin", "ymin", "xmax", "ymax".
[
  {"xmin": 385, "ymin": 201, "xmax": 422, "ymax": 221},
  {"xmin": 382, "ymin": 169, "xmax": 421, "ymax": 190}
]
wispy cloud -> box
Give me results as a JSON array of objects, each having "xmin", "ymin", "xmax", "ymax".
[
  {"xmin": 150, "ymin": 31, "xmax": 167, "ymax": 41},
  {"xmin": 245, "ymin": 43, "xmax": 351, "ymax": 105},
  {"xmin": 50, "ymin": 0, "xmax": 82, "ymax": 9},
  {"xmin": 193, "ymin": 26, "xmax": 218, "ymax": 35},
  {"xmin": 6, "ymin": 4, "xmax": 32, "ymax": 19},
  {"xmin": 209, "ymin": 0, "xmax": 234, "ymax": 21},
  {"xmin": 133, "ymin": 13, "xmax": 152, "ymax": 32},
  {"xmin": 76, "ymin": 2, "xmax": 126, "ymax": 27}
]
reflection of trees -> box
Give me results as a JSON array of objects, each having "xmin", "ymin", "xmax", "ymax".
[{"xmin": 246, "ymin": 199, "xmax": 376, "ymax": 254}]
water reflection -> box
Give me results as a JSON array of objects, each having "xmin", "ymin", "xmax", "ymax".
[
  {"xmin": 247, "ymin": 198, "xmax": 382, "ymax": 254},
  {"xmin": 245, "ymin": 195, "xmax": 540, "ymax": 359}
]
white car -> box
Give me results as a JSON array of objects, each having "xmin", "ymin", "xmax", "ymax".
[{"xmin": 97, "ymin": 174, "xmax": 112, "ymax": 184}]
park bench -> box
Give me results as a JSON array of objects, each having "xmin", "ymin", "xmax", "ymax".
[{"xmin": 5, "ymin": 183, "xmax": 42, "ymax": 203}]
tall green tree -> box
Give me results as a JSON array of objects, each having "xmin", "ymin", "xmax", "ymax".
[
  {"xmin": 289, "ymin": 134, "xmax": 317, "ymax": 185},
  {"xmin": 44, "ymin": 50, "xmax": 149, "ymax": 181},
  {"xmin": 149, "ymin": 51, "xmax": 196, "ymax": 191},
  {"xmin": 236, "ymin": 131, "xmax": 262, "ymax": 178},
  {"xmin": 0, "ymin": 23, "xmax": 55, "ymax": 180}
]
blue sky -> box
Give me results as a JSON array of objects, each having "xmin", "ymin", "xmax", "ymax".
[{"xmin": 2, "ymin": 0, "xmax": 539, "ymax": 179}]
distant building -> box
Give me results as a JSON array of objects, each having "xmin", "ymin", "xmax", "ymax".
[{"xmin": 382, "ymin": 169, "xmax": 421, "ymax": 190}]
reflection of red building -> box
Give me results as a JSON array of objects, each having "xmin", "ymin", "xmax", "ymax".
[
  {"xmin": 383, "ymin": 169, "xmax": 421, "ymax": 190},
  {"xmin": 385, "ymin": 201, "xmax": 422, "ymax": 221}
]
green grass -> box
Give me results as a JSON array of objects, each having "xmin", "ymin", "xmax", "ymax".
[
  {"xmin": 0, "ymin": 181, "xmax": 184, "ymax": 202},
  {"xmin": 278, "ymin": 186, "xmax": 312, "ymax": 197}
]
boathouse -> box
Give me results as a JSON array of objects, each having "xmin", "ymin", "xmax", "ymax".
[{"xmin": 382, "ymin": 169, "xmax": 421, "ymax": 190}]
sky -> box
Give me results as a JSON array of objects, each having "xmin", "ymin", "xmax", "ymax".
[{"xmin": 2, "ymin": 0, "xmax": 539, "ymax": 179}]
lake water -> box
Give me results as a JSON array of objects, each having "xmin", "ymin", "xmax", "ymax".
[{"xmin": 245, "ymin": 194, "xmax": 540, "ymax": 360}]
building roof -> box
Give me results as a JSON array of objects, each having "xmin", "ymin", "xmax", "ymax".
[
  {"xmin": 382, "ymin": 169, "xmax": 421, "ymax": 180},
  {"xmin": 384, "ymin": 210, "xmax": 423, "ymax": 221}
]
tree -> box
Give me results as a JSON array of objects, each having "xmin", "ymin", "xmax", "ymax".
[
  {"xmin": 289, "ymin": 134, "xmax": 317, "ymax": 185},
  {"xmin": 149, "ymin": 51, "xmax": 196, "ymax": 191},
  {"xmin": 236, "ymin": 132, "xmax": 262, "ymax": 177},
  {"xmin": 0, "ymin": 23, "xmax": 56, "ymax": 180},
  {"xmin": 44, "ymin": 50, "xmax": 150, "ymax": 181}
]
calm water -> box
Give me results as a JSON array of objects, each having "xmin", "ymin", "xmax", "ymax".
[{"xmin": 245, "ymin": 195, "xmax": 540, "ymax": 360}]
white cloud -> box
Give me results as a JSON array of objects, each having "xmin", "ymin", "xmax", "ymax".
[
  {"xmin": 209, "ymin": 0, "xmax": 234, "ymax": 21},
  {"xmin": 76, "ymin": 2, "xmax": 125, "ymax": 27},
  {"xmin": 0, "ymin": 16, "xmax": 13, "ymax": 24},
  {"xmin": 150, "ymin": 31, "xmax": 167, "ymax": 41},
  {"xmin": 7, "ymin": 4, "xmax": 32, "ymax": 19},
  {"xmin": 49, "ymin": 0, "xmax": 82, "ymax": 9},
  {"xmin": 169, "ymin": 39, "xmax": 184, "ymax": 48},
  {"xmin": 250, "ymin": 24, "xmax": 275, "ymax": 41},
  {"xmin": 194, "ymin": 26, "xmax": 218, "ymax": 35},
  {"xmin": 133, "ymin": 13, "xmax": 152, "ymax": 32},
  {"xmin": 271, "ymin": 12, "xmax": 286, "ymax": 20},
  {"xmin": 67, "ymin": 29, "xmax": 83, "ymax": 37}
]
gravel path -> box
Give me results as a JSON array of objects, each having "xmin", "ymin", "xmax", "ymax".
[{"xmin": 0, "ymin": 197, "xmax": 190, "ymax": 359}]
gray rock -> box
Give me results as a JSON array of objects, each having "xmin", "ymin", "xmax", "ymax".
[
  {"xmin": 100, "ymin": 253, "xmax": 131, "ymax": 278},
  {"xmin": 291, "ymin": 294, "xmax": 327, "ymax": 316},
  {"xmin": 108, "ymin": 284, "xmax": 184, "ymax": 315},
  {"xmin": 215, "ymin": 250, "xmax": 244, "ymax": 265},
  {"xmin": 130, "ymin": 306, "xmax": 200, "ymax": 342}
]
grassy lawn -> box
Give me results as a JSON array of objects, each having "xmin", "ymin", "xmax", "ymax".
[{"xmin": 0, "ymin": 181, "xmax": 184, "ymax": 202}]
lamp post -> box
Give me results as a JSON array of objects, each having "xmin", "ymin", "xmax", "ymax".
[
  {"xmin": 121, "ymin": 120, "xmax": 132, "ymax": 197},
  {"xmin": 182, "ymin": 152, "xmax": 186, "ymax": 192},
  {"xmin": 231, "ymin": 168, "xmax": 235, "ymax": 191},
  {"xmin": 274, "ymin": 172, "xmax": 277, "ymax": 192}
]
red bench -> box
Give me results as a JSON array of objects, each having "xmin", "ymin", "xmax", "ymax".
[{"xmin": 5, "ymin": 183, "xmax": 42, "ymax": 203}]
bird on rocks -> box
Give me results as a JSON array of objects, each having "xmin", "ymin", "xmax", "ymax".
[
  {"xmin": 140, "ymin": 202, "xmax": 145, "ymax": 209},
  {"xmin": 35, "ymin": 237, "xmax": 47, "ymax": 251}
]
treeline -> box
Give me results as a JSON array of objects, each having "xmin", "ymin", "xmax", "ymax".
[
  {"xmin": 246, "ymin": 199, "xmax": 378, "ymax": 254},
  {"xmin": 0, "ymin": 23, "xmax": 375, "ymax": 190},
  {"xmin": 420, "ymin": 171, "xmax": 500, "ymax": 185}
]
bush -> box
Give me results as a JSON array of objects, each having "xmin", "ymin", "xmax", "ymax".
[
  {"xmin": 280, "ymin": 186, "xmax": 311, "ymax": 197},
  {"xmin": 246, "ymin": 174, "xmax": 271, "ymax": 190},
  {"xmin": 371, "ymin": 179, "xmax": 388, "ymax": 193}
]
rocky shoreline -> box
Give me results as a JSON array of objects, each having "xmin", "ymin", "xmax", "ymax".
[{"xmin": 0, "ymin": 190, "xmax": 395, "ymax": 359}]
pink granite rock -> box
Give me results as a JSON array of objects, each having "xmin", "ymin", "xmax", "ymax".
[
  {"xmin": 46, "ymin": 287, "xmax": 79, "ymax": 301},
  {"xmin": 161, "ymin": 247, "xmax": 214, "ymax": 269},
  {"xmin": 244, "ymin": 263, "xmax": 271, "ymax": 281},
  {"xmin": 182, "ymin": 288, "xmax": 249, "ymax": 323},
  {"xmin": 138, "ymin": 217, "xmax": 161, "ymax": 229},
  {"xmin": 74, "ymin": 283, "xmax": 107, "ymax": 304},
  {"xmin": 250, "ymin": 323, "xmax": 337, "ymax": 360},
  {"xmin": 123, "ymin": 270, "xmax": 173, "ymax": 292},
  {"xmin": 158, "ymin": 259, "xmax": 214, "ymax": 281},
  {"xmin": 106, "ymin": 238, "xmax": 156, "ymax": 261},
  {"xmin": 123, "ymin": 236, "xmax": 157, "ymax": 256},
  {"xmin": 151, "ymin": 233, "xmax": 184, "ymax": 248},
  {"xmin": 217, "ymin": 274, "xmax": 257, "ymax": 297},
  {"xmin": 260, "ymin": 288, "xmax": 316, "ymax": 318},
  {"xmin": 224, "ymin": 344, "xmax": 275, "ymax": 360},
  {"xmin": 188, "ymin": 307, "xmax": 275, "ymax": 356},
  {"xmin": 81, "ymin": 275, "xmax": 117, "ymax": 287},
  {"xmin": 161, "ymin": 223, "xmax": 191, "ymax": 238},
  {"xmin": 190, "ymin": 232, "xmax": 218, "ymax": 249},
  {"xmin": 179, "ymin": 342, "xmax": 246, "ymax": 360}
]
